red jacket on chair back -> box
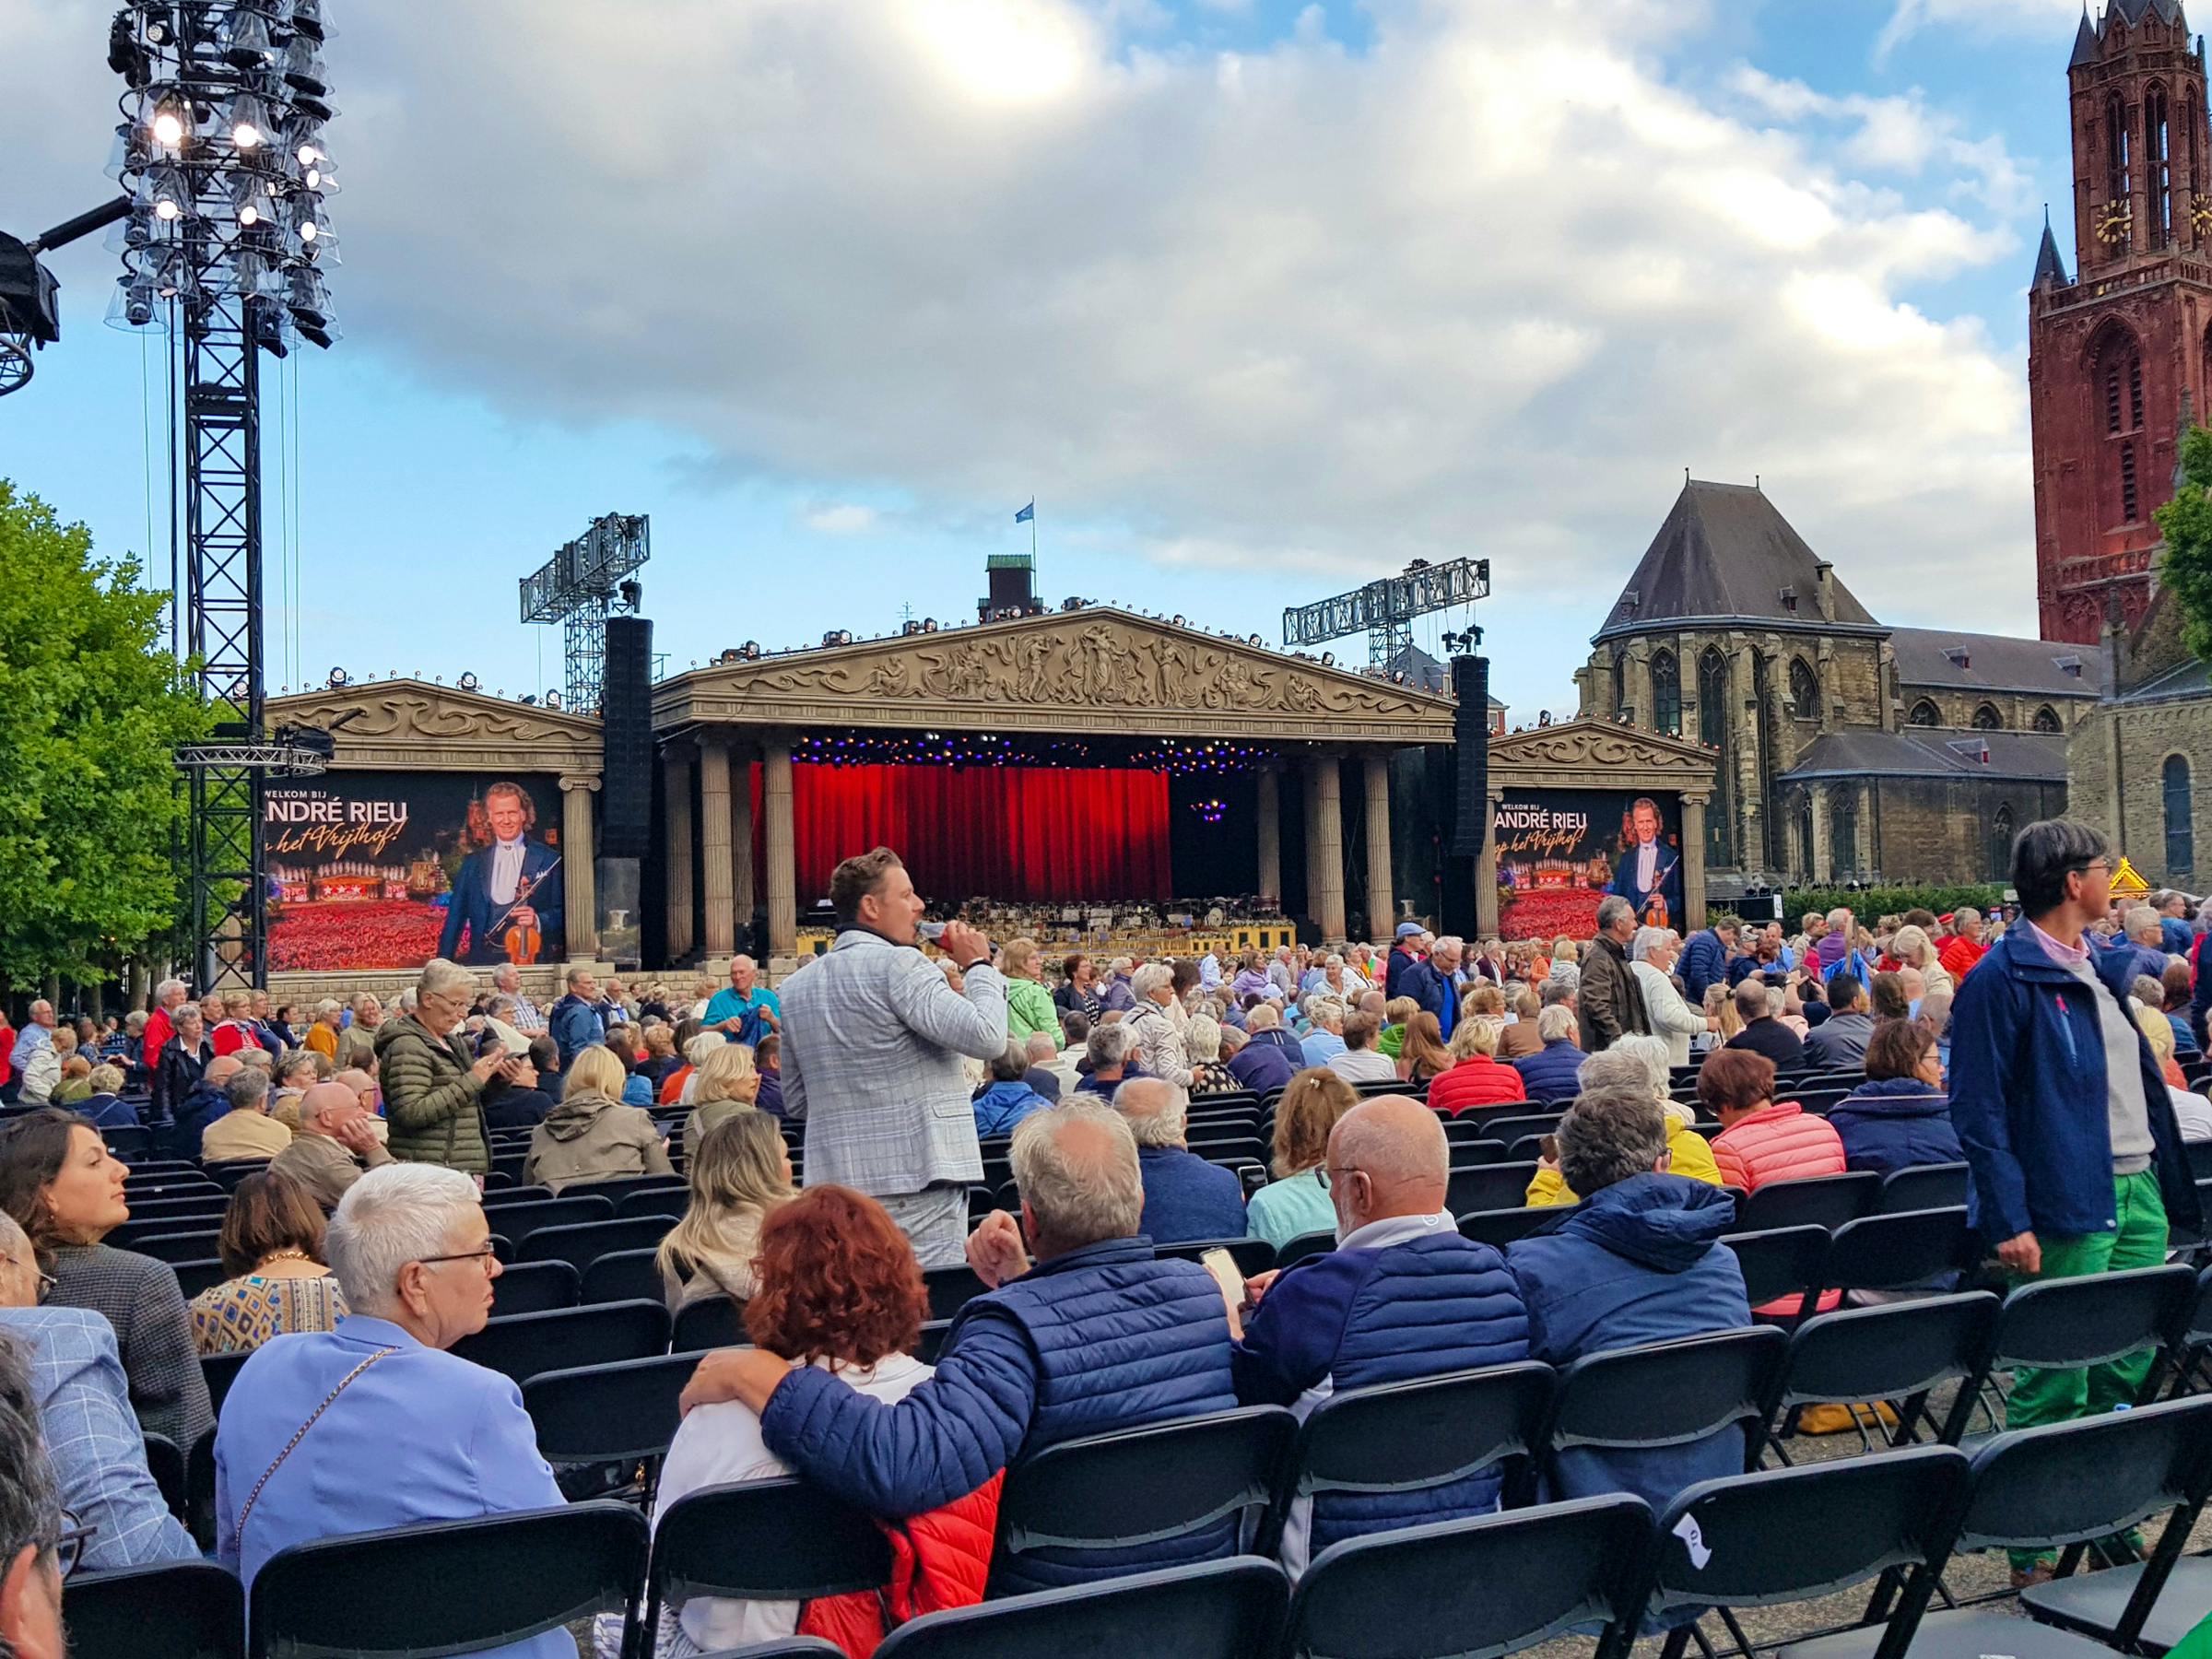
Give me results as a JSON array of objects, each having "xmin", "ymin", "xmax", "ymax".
[{"xmin": 797, "ymin": 1471, "xmax": 1003, "ymax": 1658}]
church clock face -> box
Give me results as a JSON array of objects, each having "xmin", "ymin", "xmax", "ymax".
[
  {"xmin": 2099, "ymin": 204, "xmax": 2133, "ymax": 246},
  {"xmin": 2193, "ymin": 194, "xmax": 2212, "ymax": 235}
]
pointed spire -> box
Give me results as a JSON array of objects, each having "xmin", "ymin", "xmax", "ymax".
[
  {"xmin": 2034, "ymin": 206, "xmax": 2072, "ymax": 288},
  {"xmin": 2071, "ymin": 4, "xmax": 2101, "ymax": 65}
]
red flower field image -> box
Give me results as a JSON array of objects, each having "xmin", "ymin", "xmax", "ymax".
[{"xmin": 268, "ymin": 900, "xmax": 447, "ymax": 971}]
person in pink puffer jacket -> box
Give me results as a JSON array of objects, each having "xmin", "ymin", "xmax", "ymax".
[{"xmin": 1699, "ymin": 1048, "xmax": 1847, "ymax": 1313}]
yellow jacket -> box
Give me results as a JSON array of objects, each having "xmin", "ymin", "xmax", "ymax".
[{"xmin": 1524, "ymin": 1113, "xmax": 1723, "ymax": 1206}]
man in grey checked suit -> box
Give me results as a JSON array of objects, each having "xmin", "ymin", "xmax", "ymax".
[{"xmin": 782, "ymin": 847, "xmax": 1006, "ymax": 1266}]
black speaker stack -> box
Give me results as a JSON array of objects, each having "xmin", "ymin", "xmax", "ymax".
[
  {"xmin": 1449, "ymin": 653, "xmax": 1490, "ymax": 857},
  {"xmin": 599, "ymin": 617, "xmax": 653, "ymax": 860}
]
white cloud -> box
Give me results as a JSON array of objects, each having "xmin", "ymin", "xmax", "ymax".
[
  {"xmin": 1876, "ymin": 0, "xmax": 2082, "ymax": 62},
  {"xmin": 3, "ymin": 0, "xmax": 2047, "ymax": 645},
  {"xmin": 802, "ymin": 502, "xmax": 882, "ymax": 535}
]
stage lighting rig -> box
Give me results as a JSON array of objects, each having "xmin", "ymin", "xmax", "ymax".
[
  {"xmin": 519, "ymin": 513, "xmax": 651, "ymax": 714},
  {"xmin": 99, "ymin": 0, "xmax": 345, "ymax": 990},
  {"xmin": 1283, "ymin": 558, "xmax": 1490, "ymax": 670}
]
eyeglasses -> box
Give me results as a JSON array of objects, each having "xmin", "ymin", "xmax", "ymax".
[
  {"xmin": 3, "ymin": 1252, "xmax": 54, "ymax": 1302},
  {"xmin": 1315, "ymin": 1165, "xmax": 1366, "ymax": 1193},
  {"xmin": 2074, "ymin": 858, "xmax": 2113, "ymax": 877},
  {"xmin": 416, "ymin": 1241, "xmax": 498, "ymax": 1272},
  {"xmin": 54, "ymin": 1512, "xmax": 97, "ymax": 1578}
]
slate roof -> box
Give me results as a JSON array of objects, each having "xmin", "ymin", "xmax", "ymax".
[
  {"xmin": 2115, "ymin": 656, "xmax": 2212, "ymax": 704},
  {"xmin": 1775, "ymin": 729, "xmax": 2072, "ymax": 785},
  {"xmin": 2033, "ymin": 218, "xmax": 2070, "ymax": 287},
  {"xmin": 1594, "ymin": 481, "xmax": 1880, "ymax": 641},
  {"xmin": 1888, "ymin": 629, "xmax": 2108, "ymax": 698}
]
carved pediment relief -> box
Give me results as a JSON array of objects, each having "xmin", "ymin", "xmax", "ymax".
[
  {"xmin": 266, "ymin": 682, "xmax": 605, "ymax": 771},
  {"xmin": 1489, "ymin": 719, "xmax": 1720, "ymax": 782}
]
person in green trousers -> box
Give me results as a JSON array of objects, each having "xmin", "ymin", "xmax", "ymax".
[{"xmin": 1945, "ymin": 819, "xmax": 2203, "ymax": 1587}]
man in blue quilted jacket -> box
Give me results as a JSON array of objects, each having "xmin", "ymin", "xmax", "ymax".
[
  {"xmin": 677, "ymin": 1099, "xmax": 1239, "ymax": 1594},
  {"xmin": 1230, "ymin": 1097, "xmax": 1529, "ymax": 1575}
]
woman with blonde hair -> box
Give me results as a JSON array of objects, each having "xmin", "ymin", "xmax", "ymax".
[
  {"xmin": 1548, "ymin": 937, "xmax": 1582, "ymax": 994},
  {"xmin": 684, "ymin": 1041, "xmax": 761, "ymax": 1161},
  {"xmin": 1376, "ymin": 995, "xmax": 1421, "ymax": 1061},
  {"xmin": 656, "ymin": 1111, "xmax": 796, "ymax": 1310},
  {"xmin": 1427, "ymin": 1015, "xmax": 1528, "ymax": 1114},
  {"xmin": 1398, "ymin": 1012, "xmax": 1454, "ymax": 1086},
  {"xmin": 524, "ymin": 1044, "xmax": 674, "ymax": 1194},
  {"xmin": 1888, "ymin": 924, "xmax": 1953, "ymax": 1000},
  {"xmin": 1000, "ymin": 937, "xmax": 1060, "ymax": 1046},
  {"xmin": 1182, "ymin": 1017, "xmax": 1240, "ymax": 1096},
  {"xmin": 1244, "ymin": 1069, "xmax": 1359, "ymax": 1249}
]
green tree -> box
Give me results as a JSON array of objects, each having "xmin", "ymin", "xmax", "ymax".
[
  {"xmin": 2156, "ymin": 424, "xmax": 2212, "ymax": 661},
  {"xmin": 0, "ymin": 480, "xmax": 212, "ymax": 986}
]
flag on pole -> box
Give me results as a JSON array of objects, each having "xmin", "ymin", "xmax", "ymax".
[{"xmin": 1014, "ymin": 500, "xmax": 1034, "ymax": 524}]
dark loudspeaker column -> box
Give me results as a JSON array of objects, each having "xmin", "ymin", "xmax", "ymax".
[
  {"xmin": 600, "ymin": 618, "xmax": 653, "ymax": 858},
  {"xmin": 1449, "ymin": 654, "xmax": 1490, "ymax": 857}
]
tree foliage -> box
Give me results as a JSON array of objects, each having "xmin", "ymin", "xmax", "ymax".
[
  {"xmin": 0, "ymin": 480, "xmax": 212, "ymax": 984},
  {"xmin": 2155, "ymin": 424, "xmax": 2212, "ymax": 663}
]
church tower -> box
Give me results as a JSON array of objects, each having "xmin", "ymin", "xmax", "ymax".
[{"xmin": 2028, "ymin": 0, "xmax": 2212, "ymax": 643}]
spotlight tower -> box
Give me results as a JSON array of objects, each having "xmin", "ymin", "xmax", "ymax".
[{"xmin": 104, "ymin": 0, "xmax": 343, "ymax": 991}]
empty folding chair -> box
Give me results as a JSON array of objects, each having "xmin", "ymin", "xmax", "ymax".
[
  {"xmin": 617, "ymin": 1184, "xmax": 690, "ymax": 1221},
  {"xmin": 1775, "ymin": 1395, "xmax": 2212, "ymax": 1659},
  {"xmin": 1156, "ymin": 1237, "xmax": 1274, "ymax": 1277},
  {"xmin": 1754, "ymin": 1293, "xmax": 2000, "ymax": 1465},
  {"xmin": 2150, "ymin": 1265, "xmax": 2212, "ymax": 1401},
  {"xmin": 489, "ymin": 1259, "xmax": 582, "ymax": 1318},
  {"xmin": 172, "ymin": 1257, "xmax": 231, "ymax": 1300},
  {"xmin": 1645, "ymin": 1445, "xmax": 1971, "ymax": 1659},
  {"xmin": 523, "ymin": 1350, "xmax": 700, "ymax": 1493},
  {"xmin": 479, "ymin": 1182, "xmax": 554, "ymax": 1210},
  {"xmin": 144, "ymin": 1430, "xmax": 185, "ymax": 1519},
  {"xmin": 924, "ymin": 1263, "xmax": 990, "ymax": 1322},
  {"xmin": 1878, "ymin": 1163, "xmax": 1970, "ymax": 1215},
  {"xmin": 874, "ymin": 1557, "xmax": 1288, "ymax": 1659},
  {"xmin": 1448, "ymin": 1161, "xmax": 1540, "ymax": 1218},
  {"xmin": 994, "ymin": 1406, "xmax": 1296, "ymax": 1594},
  {"xmin": 477, "ymin": 1194, "xmax": 617, "ymax": 1248},
  {"xmin": 1543, "ymin": 1326, "xmax": 1789, "ymax": 1502},
  {"xmin": 557, "ymin": 1172, "xmax": 688, "ymax": 1206},
  {"xmin": 248, "ymin": 1500, "xmax": 646, "ymax": 1659},
  {"xmin": 1721, "ymin": 1226, "xmax": 1830, "ymax": 1322},
  {"xmin": 1284, "ymin": 1494, "xmax": 1651, "ymax": 1659},
  {"xmin": 125, "ymin": 1230, "xmax": 223, "ymax": 1265},
  {"xmin": 63, "ymin": 1557, "xmax": 242, "ymax": 1659},
  {"xmin": 643, "ymin": 1476, "xmax": 893, "ymax": 1646},
  {"xmin": 450, "ymin": 1299, "xmax": 673, "ymax": 1386},
  {"xmin": 1442, "ymin": 1140, "xmax": 1509, "ymax": 1169},
  {"xmin": 672, "ymin": 1294, "xmax": 747, "ymax": 1353},
  {"xmin": 1819, "ymin": 1208, "xmax": 1973, "ymax": 1300},
  {"xmin": 1274, "ymin": 1230, "xmax": 1335, "ymax": 1271},
  {"xmin": 1735, "ymin": 1171, "xmax": 1882, "ymax": 1234},
  {"xmin": 1458, "ymin": 1205, "xmax": 1571, "ymax": 1252},
  {"xmin": 1275, "ymin": 1362, "xmax": 1556, "ymax": 1567},
  {"xmin": 580, "ymin": 1247, "xmax": 665, "ymax": 1306}
]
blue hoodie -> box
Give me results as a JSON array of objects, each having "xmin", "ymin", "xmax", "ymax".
[
  {"xmin": 971, "ymin": 1079, "xmax": 1050, "ymax": 1139},
  {"xmin": 1507, "ymin": 1175, "xmax": 1748, "ymax": 1515},
  {"xmin": 1827, "ymin": 1077, "xmax": 1961, "ymax": 1176}
]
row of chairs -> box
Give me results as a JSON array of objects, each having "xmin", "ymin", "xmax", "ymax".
[{"xmin": 88, "ymin": 1371, "xmax": 2212, "ymax": 1658}]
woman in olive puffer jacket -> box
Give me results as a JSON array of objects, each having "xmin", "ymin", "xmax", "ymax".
[{"xmin": 375, "ymin": 960, "xmax": 508, "ymax": 1173}]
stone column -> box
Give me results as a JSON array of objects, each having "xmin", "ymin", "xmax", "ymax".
[
  {"xmin": 1363, "ymin": 753, "xmax": 1394, "ymax": 941},
  {"xmin": 1476, "ymin": 791, "xmax": 1503, "ymax": 937},
  {"xmin": 1680, "ymin": 794, "xmax": 1709, "ymax": 931},
  {"xmin": 731, "ymin": 746, "xmax": 756, "ymax": 935},
  {"xmin": 559, "ymin": 774, "xmax": 600, "ymax": 959},
  {"xmin": 698, "ymin": 739, "xmax": 735, "ymax": 959},
  {"xmin": 663, "ymin": 748, "xmax": 695, "ymax": 961},
  {"xmin": 1307, "ymin": 754, "xmax": 1347, "ymax": 942},
  {"xmin": 764, "ymin": 742, "xmax": 797, "ymax": 957},
  {"xmin": 1809, "ymin": 784, "xmax": 1833, "ymax": 884},
  {"xmin": 1254, "ymin": 766, "xmax": 1282, "ymax": 909}
]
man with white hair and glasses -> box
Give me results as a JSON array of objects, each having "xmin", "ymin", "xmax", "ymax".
[{"xmin": 214, "ymin": 1164, "xmax": 567, "ymax": 1652}]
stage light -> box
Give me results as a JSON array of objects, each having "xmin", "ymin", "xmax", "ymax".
[
  {"xmin": 224, "ymin": 11, "xmax": 276, "ymax": 67},
  {"xmin": 544, "ymin": 689, "xmax": 562, "ymax": 708},
  {"xmin": 1321, "ymin": 652, "xmax": 1335, "ymax": 667},
  {"xmin": 148, "ymin": 92, "xmax": 190, "ymax": 147},
  {"xmin": 326, "ymin": 666, "xmax": 349, "ymax": 688},
  {"xmin": 457, "ymin": 671, "xmax": 480, "ymax": 692},
  {"xmin": 229, "ymin": 94, "xmax": 270, "ymax": 149},
  {"xmin": 618, "ymin": 577, "xmax": 641, "ymax": 610}
]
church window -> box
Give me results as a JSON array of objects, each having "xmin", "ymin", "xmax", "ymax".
[
  {"xmin": 2031, "ymin": 704, "xmax": 2062, "ymax": 734},
  {"xmin": 1650, "ymin": 649, "xmax": 1681, "ymax": 737},
  {"xmin": 2108, "ymin": 366, "xmax": 2124, "ymax": 434},
  {"xmin": 1991, "ymin": 804, "xmax": 2015, "ymax": 880},
  {"xmin": 1699, "ymin": 648, "xmax": 1733, "ymax": 866},
  {"xmin": 1831, "ymin": 790, "xmax": 1860, "ymax": 878},
  {"xmin": 2109, "ymin": 96, "xmax": 2133, "ymax": 218},
  {"xmin": 1795, "ymin": 800, "xmax": 1816, "ymax": 880},
  {"xmin": 1907, "ymin": 699, "xmax": 1941, "ymax": 727},
  {"xmin": 1971, "ymin": 702, "xmax": 2004, "ymax": 730},
  {"xmin": 2131, "ymin": 358, "xmax": 2146, "ymax": 429},
  {"xmin": 2123, "ymin": 440, "xmax": 2140, "ymax": 522},
  {"xmin": 2168, "ymin": 756, "xmax": 2195, "ymax": 875},
  {"xmin": 1788, "ymin": 657, "xmax": 1819, "ymax": 720},
  {"xmin": 2148, "ymin": 88, "xmax": 2173, "ymax": 248}
]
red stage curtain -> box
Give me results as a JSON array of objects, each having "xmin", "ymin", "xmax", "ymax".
[{"xmin": 756, "ymin": 764, "xmax": 1172, "ymax": 905}]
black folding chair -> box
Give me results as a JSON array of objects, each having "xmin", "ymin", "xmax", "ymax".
[
  {"xmin": 479, "ymin": 1183, "xmax": 556, "ymax": 1208},
  {"xmin": 1274, "ymin": 1229, "xmax": 1336, "ymax": 1270},
  {"xmin": 1878, "ymin": 1164, "xmax": 1970, "ymax": 1214},
  {"xmin": 874, "ymin": 1557, "xmax": 1288, "ymax": 1659},
  {"xmin": 642, "ymin": 1477, "xmax": 892, "ymax": 1642},
  {"xmin": 516, "ymin": 1214, "xmax": 673, "ymax": 1274},
  {"xmin": 248, "ymin": 1500, "xmax": 646, "ymax": 1658},
  {"xmin": 1646, "ymin": 1446, "xmax": 1971, "ymax": 1659},
  {"xmin": 1722, "ymin": 1226, "xmax": 1830, "ymax": 1321},
  {"xmin": 1755, "ymin": 1293, "xmax": 2001, "ymax": 1465},
  {"xmin": 924, "ymin": 1263, "xmax": 991, "ymax": 1321},
  {"xmin": 1444, "ymin": 1140, "xmax": 1508, "ymax": 1168},
  {"xmin": 469, "ymin": 1194, "xmax": 615, "ymax": 1246},
  {"xmin": 1285, "ymin": 1495, "xmax": 1651, "ymax": 1659},
  {"xmin": 144, "ymin": 1430, "xmax": 185, "ymax": 1519},
  {"xmin": 1735, "ymin": 1171, "xmax": 1882, "ymax": 1234},
  {"xmin": 200, "ymin": 1349, "xmax": 251, "ymax": 1418},
  {"xmin": 994, "ymin": 1406, "xmax": 1295, "ymax": 1594},
  {"xmin": 2151, "ymin": 1265, "xmax": 2212, "ymax": 1401},
  {"xmin": 1155, "ymin": 1237, "xmax": 1274, "ymax": 1277},
  {"xmin": 1458, "ymin": 1204, "xmax": 1571, "ymax": 1251},
  {"xmin": 617, "ymin": 1184, "xmax": 690, "ymax": 1220},
  {"xmin": 100, "ymin": 1124, "xmax": 153, "ymax": 1160},
  {"xmin": 1543, "ymin": 1326, "xmax": 1789, "ymax": 1492},
  {"xmin": 1477, "ymin": 1113, "xmax": 1565, "ymax": 1143},
  {"xmin": 172, "ymin": 1257, "xmax": 230, "ymax": 1300},
  {"xmin": 125, "ymin": 1230, "xmax": 223, "ymax": 1265},
  {"xmin": 449, "ymin": 1299, "xmax": 672, "ymax": 1384},
  {"xmin": 490, "ymin": 1258, "xmax": 582, "ymax": 1317},
  {"xmin": 672, "ymin": 1293, "xmax": 747, "ymax": 1353},
  {"xmin": 1819, "ymin": 1208, "xmax": 1973, "ymax": 1300},
  {"xmin": 1448, "ymin": 1161, "xmax": 1540, "ymax": 1217},
  {"xmin": 1275, "ymin": 1362, "xmax": 1555, "ymax": 1558},
  {"xmin": 558, "ymin": 1173, "xmax": 688, "ymax": 1206},
  {"xmin": 523, "ymin": 1350, "xmax": 700, "ymax": 1495},
  {"xmin": 580, "ymin": 1247, "xmax": 665, "ymax": 1306},
  {"xmin": 64, "ymin": 1557, "xmax": 242, "ymax": 1659}
]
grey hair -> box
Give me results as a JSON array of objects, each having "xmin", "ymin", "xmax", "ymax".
[
  {"xmin": 493, "ymin": 963, "xmax": 522, "ymax": 986},
  {"xmin": 1307, "ymin": 999, "xmax": 1345, "ymax": 1031},
  {"xmin": 417, "ymin": 958, "xmax": 475, "ymax": 1002},
  {"xmin": 487, "ymin": 995, "xmax": 516, "ymax": 1019},
  {"xmin": 226, "ymin": 1069, "xmax": 270, "ymax": 1110},
  {"xmin": 1826, "ymin": 907, "xmax": 1853, "ymax": 927},
  {"xmin": 1112, "ymin": 1077, "xmax": 1186, "ymax": 1147},
  {"xmin": 1611, "ymin": 1034, "xmax": 1675, "ymax": 1100},
  {"xmin": 1539, "ymin": 978, "xmax": 1576, "ymax": 1007},
  {"xmin": 174, "ymin": 1005, "xmax": 205, "ymax": 1027},
  {"xmin": 1130, "ymin": 962, "xmax": 1175, "ymax": 1003},
  {"xmin": 1086, "ymin": 1023, "xmax": 1134, "ymax": 1069},
  {"xmin": 1025, "ymin": 1030, "xmax": 1059, "ymax": 1061},
  {"xmin": 1557, "ymin": 1082, "xmax": 1670, "ymax": 1197},
  {"xmin": 2125, "ymin": 905, "xmax": 2161, "ymax": 940},
  {"xmin": 1577, "ymin": 1045, "xmax": 1666, "ymax": 1106},
  {"xmin": 326, "ymin": 1163, "xmax": 483, "ymax": 1317},
  {"xmin": 684, "ymin": 1031, "xmax": 728, "ymax": 1067},
  {"xmin": 1630, "ymin": 926, "xmax": 1675, "ymax": 964},
  {"xmin": 1594, "ymin": 895, "xmax": 1635, "ymax": 934},
  {"xmin": 313, "ymin": 998, "xmax": 341, "ymax": 1018},
  {"xmin": 0, "ymin": 1328, "xmax": 61, "ymax": 1582},
  {"xmin": 1535, "ymin": 1004, "xmax": 1578, "ymax": 1042},
  {"xmin": 1009, "ymin": 1100, "xmax": 1144, "ymax": 1252},
  {"xmin": 350, "ymin": 992, "xmax": 382, "ymax": 1015},
  {"xmin": 1431, "ymin": 935, "xmax": 1465, "ymax": 960},
  {"xmin": 1183, "ymin": 1017, "xmax": 1223, "ymax": 1064}
]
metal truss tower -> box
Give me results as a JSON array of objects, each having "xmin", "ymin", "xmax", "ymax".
[
  {"xmin": 1281, "ymin": 558, "xmax": 1492, "ymax": 669},
  {"xmin": 520, "ymin": 513, "xmax": 652, "ymax": 714}
]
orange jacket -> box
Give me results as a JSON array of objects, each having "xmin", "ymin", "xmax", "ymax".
[
  {"xmin": 1712, "ymin": 1104, "xmax": 1848, "ymax": 1315},
  {"xmin": 1426, "ymin": 1055, "xmax": 1528, "ymax": 1115},
  {"xmin": 796, "ymin": 1471, "xmax": 1003, "ymax": 1658},
  {"xmin": 1936, "ymin": 934, "xmax": 1986, "ymax": 983}
]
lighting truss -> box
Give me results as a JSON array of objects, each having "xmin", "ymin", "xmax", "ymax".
[
  {"xmin": 519, "ymin": 513, "xmax": 651, "ymax": 714},
  {"xmin": 104, "ymin": 0, "xmax": 341, "ymax": 992},
  {"xmin": 1281, "ymin": 558, "xmax": 1491, "ymax": 668}
]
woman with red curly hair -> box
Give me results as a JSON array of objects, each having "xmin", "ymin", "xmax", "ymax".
[{"xmin": 644, "ymin": 1185, "xmax": 995, "ymax": 1656}]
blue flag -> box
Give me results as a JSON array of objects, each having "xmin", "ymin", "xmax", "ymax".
[{"xmin": 1014, "ymin": 500, "xmax": 1034, "ymax": 524}]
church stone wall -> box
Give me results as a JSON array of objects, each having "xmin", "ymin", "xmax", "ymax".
[{"xmin": 2068, "ymin": 700, "xmax": 2212, "ymax": 888}]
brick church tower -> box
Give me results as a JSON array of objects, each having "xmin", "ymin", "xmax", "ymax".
[{"xmin": 2028, "ymin": 0, "xmax": 2211, "ymax": 644}]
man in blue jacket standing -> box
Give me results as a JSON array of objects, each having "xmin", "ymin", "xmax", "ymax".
[
  {"xmin": 1230, "ymin": 1097, "xmax": 1527, "ymax": 1573},
  {"xmin": 547, "ymin": 966, "xmax": 605, "ymax": 1069},
  {"xmin": 1948, "ymin": 818, "xmax": 2203, "ymax": 1584},
  {"xmin": 1678, "ymin": 919, "xmax": 1738, "ymax": 1006}
]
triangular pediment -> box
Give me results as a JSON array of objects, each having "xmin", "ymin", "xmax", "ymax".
[
  {"xmin": 1489, "ymin": 717, "xmax": 1721, "ymax": 782},
  {"xmin": 655, "ymin": 607, "xmax": 1456, "ymax": 743},
  {"xmin": 267, "ymin": 679, "xmax": 606, "ymax": 772}
]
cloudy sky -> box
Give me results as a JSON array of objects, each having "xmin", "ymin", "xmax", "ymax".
[{"xmin": 5, "ymin": 0, "xmax": 2093, "ymax": 718}]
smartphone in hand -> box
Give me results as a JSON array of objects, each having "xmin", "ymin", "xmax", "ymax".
[{"xmin": 1200, "ymin": 1247, "xmax": 1247, "ymax": 1340}]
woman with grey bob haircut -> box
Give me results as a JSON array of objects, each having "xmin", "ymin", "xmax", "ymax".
[
  {"xmin": 324, "ymin": 1162, "xmax": 486, "ymax": 1319},
  {"xmin": 1556, "ymin": 1083, "xmax": 1672, "ymax": 1197}
]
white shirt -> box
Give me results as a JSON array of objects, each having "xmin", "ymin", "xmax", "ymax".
[
  {"xmin": 653, "ymin": 1352, "xmax": 934, "ymax": 1652},
  {"xmin": 1635, "ymin": 840, "xmax": 1657, "ymax": 891},
  {"xmin": 2169, "ymin": 1086, "xmax": 2212, "ymax": 1144},
  {"xmin": 1327, "ymin": 1049, "xmax": 1398, "ymax": 1084},
  {"xmin": 488, "ymin": 837, "xmax": 526, "ymax": 905}
]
